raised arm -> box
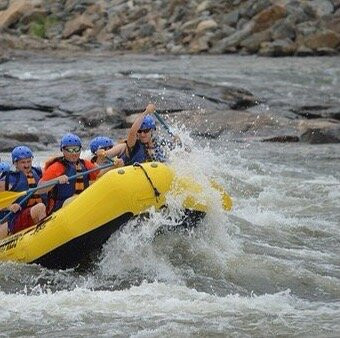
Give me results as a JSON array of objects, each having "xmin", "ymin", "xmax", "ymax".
[
  {"xmin": 104, "ymin": 143, "xmax": 126, "ymax": 159},
  {"xmin": 126, "ymin": 103, "xmax": 156, "ymax": 148}
]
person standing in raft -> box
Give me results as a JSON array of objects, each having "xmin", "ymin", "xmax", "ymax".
[
  {"xmin": 0, "ymin": 146, "xmax": 47, "ymax": 239},
  {"xmin": 38, "ymin": 133, "xmax": 113, "ymax": 215},
  {"xmin": 89, "ymin": 136, "xmax": 125, "ymax": 166},
  {"xmin": 97, "ymin": 104, "xmax": 180, "ymax": 165}
]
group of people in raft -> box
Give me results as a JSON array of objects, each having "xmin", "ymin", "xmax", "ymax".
[{"xmin": 0, "ymin": 104, "xmax": 181, "ymax": 240}]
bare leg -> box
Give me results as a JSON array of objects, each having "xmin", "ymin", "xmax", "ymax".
[
  {"xmin": 62, "ymin": 195, "xmax": 78, "ymax": 207},
  {"xmin": 30, "ymin": 203, "xmax": 46, "ymax": 224},
  {"xmin": 0, "ymin": 222, "xmax": 9, "ymax": 240}
]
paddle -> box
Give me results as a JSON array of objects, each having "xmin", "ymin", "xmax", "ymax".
[
  {"xmin": 153, "ymin": 111, "xmax": 232, "ymax": 211},
  {"xmin": 0, "ymin": 161, "xmax": 114, "ymax": 223},
  {"xmin": 154, "ymin": 111, "xmax": 186, "ymax": 150},
  {"xmin": 154, "ymin": 111, "xmax": 175, "ymax": 138}
]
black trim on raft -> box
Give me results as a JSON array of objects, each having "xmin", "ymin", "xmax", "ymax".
[
  {"xmin": 33, "ymin": 213, "xmax": 134, "ymax": 270},
  {"xmin": 32, "ymin": 209, "xmax": 206, "ymax": 270}
]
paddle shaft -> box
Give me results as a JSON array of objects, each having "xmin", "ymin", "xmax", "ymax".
[
  {"xmin": 154, "ymin": 111, "xmax": 175, "ymax": 137},
  {"xmin": 154, "ymin": 111, "xmax": 189, "ymax": 151},
  {"xmin": 0, "ymin": 161, "xmax": 114, "ymax": 224}
]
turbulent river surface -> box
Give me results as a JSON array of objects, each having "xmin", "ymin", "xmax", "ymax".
[{"xmin": 0, "ymin": 54, "xmax": 339, "ymax": 337}]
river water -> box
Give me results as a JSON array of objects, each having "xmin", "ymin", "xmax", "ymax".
[{"xmin": 0, "ymin": 53, "xmax": 339, "ymax": 337}]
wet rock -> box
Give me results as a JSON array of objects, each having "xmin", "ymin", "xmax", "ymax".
[
  {"xmin": 299, "ymin": 119, "xmax": 340, "ymax": 144},
  {"xmin": 291, "ymin": 105, "xmax": 340, "ymax": 120},
  {"xmin": 154, "ymin": 77, "xmax": 260, "ymax": 111},
  {"xmin": 79, "ymin": 107, "xmax": 125, "ymax": 128},
  {"xmin": 261, "ymin": 135, "xmax": 299, "ymax": 143},
  {"xmin": 0, "ymin": 131, "xmax": 57, "ymax": 151},
  {"xmin": 171, "ymin": 109, "xmax": 297, "ymax": 141},
  {"xmin": 5, "ymin": 132, "xmax": 39, "ymax": 143},
  {"xmin": 0, "ymin": 137, "xmax": 20, "ymax": 152}
]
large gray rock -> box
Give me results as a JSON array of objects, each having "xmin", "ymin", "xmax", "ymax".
[
  {"xmin": 79, "ymin": 106, "xmax": 125, "ymax": 128},
  {"xmin": 171, "ymin": 108, "xmax": 299, "ymax": 141},
  {"xmin": 332, "ymin": 0, "xmax": 340, "ymax": 10},
  {"xmin": 242, "ymin": 0, "xmax": 272, "ymax": 19},
  {"xmin": 299, "ymin": 120, "xmax": 340, "ymax": 144},
  {"xmin": 240, "ymin": 29, "xmax": 271, "ymax": 52},
  {"xmin": 308, "ymin": 0, "xmax": 334, "ymax": 17},
  {"xmin": 211, "ymin": 21, "xmax": 254, "ymax": 52},
  {"xmin": 285, "ymin": 0, "xmax": 316, "ymax": 24},
  {"xmin": 0, "ymin": 0, "xmax": 9, "ymax": 11},
  {"xmin": 222, "ymin": 9, "xmax": 239, "ymax": 27},
  {"xmin": 62, "ymin": 14, "xmax": 94, "ymax": 39},
  {"xmin": 0, "ymin": 0, "xmax": 37, "ymax": 30},
  {"xmin": 258, "ymin": 38, "xmax": 296, "ymax": 56},
  {"xmin": 291, "ymin": 105, "xmax": 340, "ymax": 120},
  {"xmin": 302, "ymin": 29, "xmax": 340, "ymax": 49},
  {"xmin": 296, "ymin": 21, "xmax": 319, "ymax": 36},
  {"xmin": 271, "ymin": 18, "xmax": 296, "ymax": 41}
]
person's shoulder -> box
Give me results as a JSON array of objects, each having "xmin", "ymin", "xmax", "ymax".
[
  {"xmin": 83, "ymin": 159, "xmax": 96, "ymax": 169},
  {"xmin": 44, "ymin": 161, "xmax": 64, "ymax": 174}
]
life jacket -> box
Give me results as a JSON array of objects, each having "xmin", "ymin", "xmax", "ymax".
[
  {"xmin": 122, "ymin": 138, "xmax": 167, "ymax": 165},
  {"xmin": 3, "ymin": 167, "xmax": 47, "ymax": 231},
  {"xmin": 122, "ymin": 140, "xmax": 151, "ymax": 166},
  {"xmin": 0, "ymin": 175, "xmax": 7, "ymax": 220},
  {"xmin": 46, "ymin": 157, "xmax": 90, "ymax": 214}
]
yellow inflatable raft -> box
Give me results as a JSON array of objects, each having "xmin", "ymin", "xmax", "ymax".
[{"xmin": 0, "ymin": 162, "xmax": 232, "ymax": 269}]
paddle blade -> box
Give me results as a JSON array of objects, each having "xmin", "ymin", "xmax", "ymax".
[
  {"xmin": 210, "ymin": 180, "xmax": 233, "ymax": 211},
  {"xmin": 0, "ymin": 191, "xmax": 26, "ymax": 209}
]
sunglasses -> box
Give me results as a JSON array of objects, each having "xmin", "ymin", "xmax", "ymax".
[
  {"xmin": 63, "ymin": 146, "xmax": 81, "ymax": 153},
  {"xmin": 138, "ymin": 128, "xmax": 151, "ymax": 134}
]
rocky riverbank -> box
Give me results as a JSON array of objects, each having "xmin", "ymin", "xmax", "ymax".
[{"xmin": 0, "ymin": 0, "xmax": 340, "ymax": 57}]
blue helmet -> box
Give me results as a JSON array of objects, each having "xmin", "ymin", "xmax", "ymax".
[
  {"xmin": 60, "ymin": 133, "xmax": 82, "ymax": 150},
  {"xmin": 89, "ymin": 136, "xmax": 114, "ymax": 154},
  {"xmin": 11, "ymin": 146, "xmax": 33, "ymax": 163},
  {"xmin": 0, "ymin": 162, "xmax": 10, "ymax": 173},
  {"xmin": 140, "ymin": 115, "xmax": 156, "ymax": 130}
]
